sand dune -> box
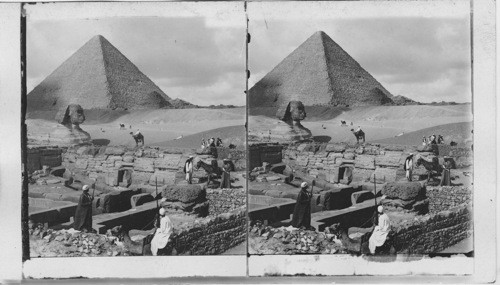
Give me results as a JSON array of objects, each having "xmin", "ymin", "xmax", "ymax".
[
  {"xmin": 371, "ymin": 122, "xmax": 473, "ymax": 146},
  {"xmin": 154, "ymin": 125, "xmax": 245, "ymax": 148},
  {"xmin": 249, "ymin": 105, "xmax": 472, "ymax": 144},
  {"xmin": 27, "ymin": 107, "xmax": 245, "ymax": 147}
]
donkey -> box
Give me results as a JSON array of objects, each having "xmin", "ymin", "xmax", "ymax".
[
  {"xmin": 415, "ymin": 154, "xmax": 442, "ymax": 182},
  {"xmin": 196, "ymin": 159, "xmax": 221, "ymax": 186}
]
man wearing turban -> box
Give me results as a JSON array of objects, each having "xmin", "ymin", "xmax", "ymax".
[
  {"xmin": 74, "ymin": 185, "xmax": 94, "ymax": 232},
  {"xmin": 291, "ymin": 182, "xmax": 312, "ymax": 229},
  {"xmin": 369, "ymin": 206, "xmax": 391, "ymax": 254},
  {"xmin": 151, "ymin": 208, "xmax": 173, "ymax": 256}
]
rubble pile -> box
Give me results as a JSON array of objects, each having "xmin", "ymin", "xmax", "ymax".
[
  {"xmin": 29, "ymin": 223, "xmax": 133, "ymax": 257},
  {"xmin": 206, "ymin": 188, "xmax": 246, "ymax": 217},
  {"xmin": 248, "ymin": 222, "xmax": 346, "ymax": 255}
]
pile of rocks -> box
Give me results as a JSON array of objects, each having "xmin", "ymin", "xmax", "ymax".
[
  {"xmin": 248, "ymin": 222, "xmax": 345, "ymax": 254},
  {"xmin": 206, "ymin": 188, "xmax": 246, "ymax": 217},
  {"xmin": 29, "ymin": 223, "xmax": 131, "ymax": 257}
]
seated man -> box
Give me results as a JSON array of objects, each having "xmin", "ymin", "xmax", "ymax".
[
  {"xmin": 151, "ymin": 208, "xmax": 173, "ymax": 256},
  {"xmin": 369, "ymin": 206, "xmax": 391, "ymax": 255}
]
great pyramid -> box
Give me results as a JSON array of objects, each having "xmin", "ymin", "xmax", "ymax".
[
  {"xmin": 28, "ymin": 35, "xmax": 173, "ymax": 111},
  {"xmin": 249, "ymin": 31, "xmax": 394, "ymax": 108}
]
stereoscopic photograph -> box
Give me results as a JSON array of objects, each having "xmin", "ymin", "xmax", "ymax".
[
  {"xmin": 24, "ymin": 2, "xmax": 247, "ymax": 257},
  {"xmin": 247, "ymin": 1, "xmax": 473, "ymax": 258}
]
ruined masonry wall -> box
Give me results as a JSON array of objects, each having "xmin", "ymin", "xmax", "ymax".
[
  {"xmin": 426, "ymin": 186, "xmax": 472, "ymax": 213},
  {"xmin": 280, "ymin": 142, "xmax": 472, "ymax": 184},
  {"xmin": 169, "ymin": 207, "xmax": 246, "ymax": 255},
  {"xmin": 27, "ymin": 147, "xmax": 65, "ymax": 174},
  {"xmin": 392, "ymin": 203, "xmax": 472, "ymax": 254}
]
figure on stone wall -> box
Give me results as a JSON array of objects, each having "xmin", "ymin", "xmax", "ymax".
[
  {"xmin": 404, "ymin": 153, "xmax": 414, "ymax": 181},
  {"xmin": 73, "ymin": 184, "xmax": 94, "ymax": 232},
  {"xmin": 422, "ymin": 136, "xmax": 427, "ymax": 146},
  {"xmin": 368, "ymin": 206, "xmax": 391, "ymax": 255},
  {"xmin": 151, "ymin": 208, "xmax": 173, "ymax": 256},
  {"xmin": 437, "ymin": 135, "xmax": 444, "ymax": 144},
  {"xmin": 429, "ymin": 134, "xmax": 437, "ymax": 145},
  {"xmin": 291, "ymin": 182, "xmax": 312, "ymax": 230},
  {"xmin": 220, "ymin": 159, "xmax": 232, "ymax": 189},
  {"xmin": 184, "ymin": 155, "xmax": 195, "ymax": 184}
]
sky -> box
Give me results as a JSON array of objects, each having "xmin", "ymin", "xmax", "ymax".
[
  {"xmin": 248, "ymin": 1, "xmax": 472, "ymax": 104},
  {"xmin": 26, "ymin": 2, "xmax": 246, "ymax": 106},
  {"xmin": 26, "ymin": 1, "xmax": 472, "ymax": 106}
]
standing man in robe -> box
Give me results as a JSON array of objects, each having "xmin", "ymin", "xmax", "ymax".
[
  {"xmin": 291, "ymin": 182, "xmax": 312, "ymax": 230},
  {"xmin": 404, "ymin": 153, "xmax": 414, "ymax": 181},
  {"xmin": 220, "ymin": 159, "xmax": 232, "ymax": 189},
  {"xmin": 74, "ymin": 185, "xmax": 94, "ymax": 232},
  {"xmin": 151, "ymin": 208, "xmax": 173, "ymax": 256},
  {"xmin": 184, "ymin": 155, "xmax": 194, "ymax": 184},
  {"xmin": 369, "ymin": 206, "xmax": 391, "ymax": 255}
]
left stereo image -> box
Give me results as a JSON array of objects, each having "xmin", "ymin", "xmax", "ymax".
[{"xmin": 23, "ymin": 2, "xmax": 247, "ymax": 258}]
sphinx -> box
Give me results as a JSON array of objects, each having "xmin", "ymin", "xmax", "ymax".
[{"xmin": 49, "ymin": 104, "xmax": 92, "ymax": 145}]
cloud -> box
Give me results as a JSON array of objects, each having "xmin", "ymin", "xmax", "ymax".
[{"xmin": 27, "ymin": 13, "xmax": 245, "ymax": 106}]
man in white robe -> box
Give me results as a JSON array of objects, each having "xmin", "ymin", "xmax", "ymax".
[
  {"xmin": 404, "ymin": 153, "xmax": 414, "ymax": 181},
  {"xmin": 184, "ymin": 156, "xmax": 194, "ymax": 184},
  {"xmin": 151, "ymin": 208, "xmax": 173, "ymax": 256},
  {"xmin": 369, "ymin": 206, "xmax": 391, "ymax": 254}
]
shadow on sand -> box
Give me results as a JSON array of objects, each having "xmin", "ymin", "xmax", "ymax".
[
  {"xmin": 92, "ymin": 139, "xmax": 111, "ymax": 146},
  {"xmin": 312, "ymin": 135, "xmax": 332, "ymax": 143}
]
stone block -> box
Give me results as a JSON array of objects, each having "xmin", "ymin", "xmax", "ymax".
[
  {"xmin": 351, "ymin": 190, "xmax": 375, "ymax": 205},
  {"xmin": 123, "ymin": 156, "xmax": 135, "ymax": 163},
  {"xmin": 325, "ymin": 143, "xmax": 346, "ymax": 153},
  {"xmin": 355, "ymin": 155, "xmax": 375, "ymax": 170},
  {"xmin": 265, "ymin": 190, "xmax": 283, "ymax": 198},
  {"xmin": 376, "ymin": 151, "xmax": 403, "ymax": 168},
  {"xmin": 130, "ymin": 193, "xmax": 155, "ymax": 208},
  {"xmin": 44, "ymin": 193, "xmax": 63, "ymax": 201},
  {"xmin": 104, "ymin": 147, "xmax": 126, "ymax": 156},
  {"xmin": 149, "ymin": 171, "xmax": 176, "ymax": 186},
  {"xmin": 105, "ymin": 170, "xmax": 119, "ymax": 186},
  {"xmin": 131, "ymin": 171, "xmax": 152, "ymax": 184},
  {"xmin": 75, "ymin": 159, "xmax": 88, "ymax": 169},
  {"xmin": 40, "ymin": 155, "xmax": 62, "ymax": 168},
  {"xmin": 162, "ymin": 184, "xmax": 206, "ymax": 204},
  {"xmin": 154, "ymin": 154, "xmax": 182, "ymax": 170},
  {"xmin": 193, "ymin": 201, "xmax": 209, "ymax": 217},
  {"xmin": 134, "ymin": 158, "xmax": 155, "ymax": 172},
  {"xmin": 382, "ymin": 181, "xmax": 425, "ymax": 201},
  {"xmin": 370, "ymin": 168, "xmax": 397, "ymax": 184},
  {"xmin": 343, "ymin": 153, "xmax": 355, "ymax": 160}
]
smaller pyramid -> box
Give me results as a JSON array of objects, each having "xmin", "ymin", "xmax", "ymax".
[
  {"xmin": 28, "ymin": 35, "xmax": 173, "ymax": 111},
  {"xmin": 249, "ymin": 31, "xmax": 394, "ymax": 108}
]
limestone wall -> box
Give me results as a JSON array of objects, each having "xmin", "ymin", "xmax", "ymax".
[
  {"xmin": 279, "ymin": 142, "xmax": 473, "ymax": 185},
  {"xmin": 60, "ymin": 145, "xmax": 244, "ymax": 189},
  {"xmin": 426, "ymin": 186, "xmax": 472, "ymax": 213},
  {"xmin": 392, "ymin": 203, "xmax": 472, "ymax": 254},
  {"xmin": 168, "ymin": 207, "xmax": 246, "ymax": 255}
]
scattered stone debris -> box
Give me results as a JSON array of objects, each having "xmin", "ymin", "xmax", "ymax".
[
  {"xmin": 248, "ymin": 221, "xmax": 346, "ymax": 255},
  {"xmin": 29, "ymin": 223, "xmax": 132, "ymax": 258}
]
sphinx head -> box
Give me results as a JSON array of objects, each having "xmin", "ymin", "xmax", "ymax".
[
  {"xmin": 57, "ymin": 104, "xmax": 85, "ymax": 128},
  {"xmin": 276, "ymin": 100, "xmax": 306, "ymax": 126}
]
